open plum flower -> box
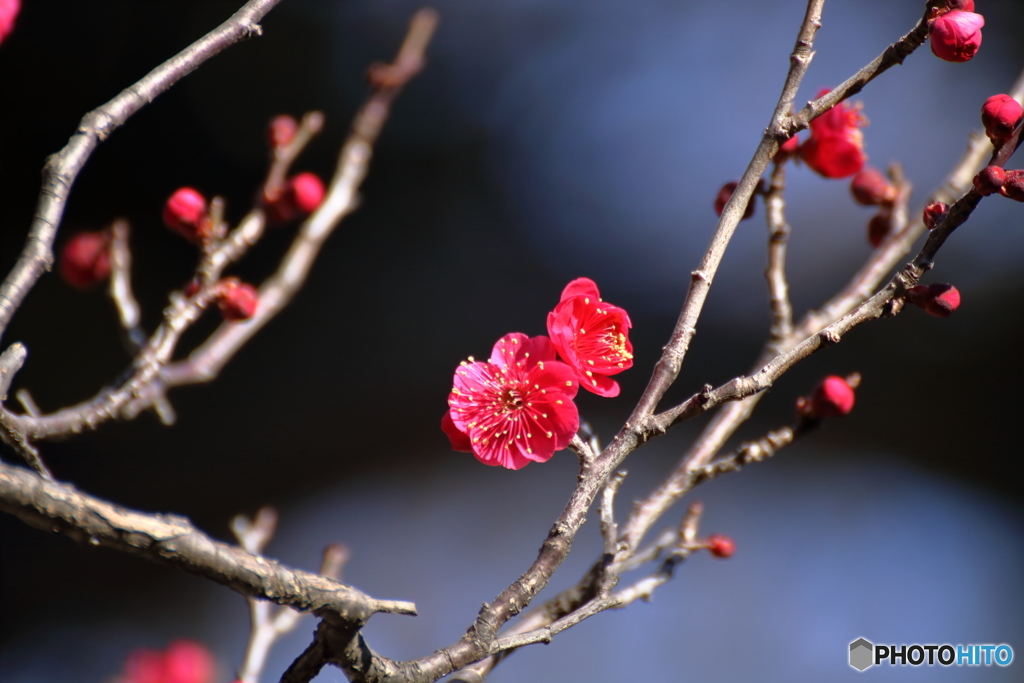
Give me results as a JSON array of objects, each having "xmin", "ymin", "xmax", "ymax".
[
  {"xmin": 547, "ymin": 277, "xmax": 634, "ymax": 397},
  {"xmin": 443, "ymin": 333, "xmax": 579, "ymax": 469}
]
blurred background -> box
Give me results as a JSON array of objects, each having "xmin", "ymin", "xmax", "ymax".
[{"xmin": 1, "ymin": 0, "xmax": 1023, "ymax": 681}]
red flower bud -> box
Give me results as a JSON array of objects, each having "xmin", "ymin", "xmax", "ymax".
[
  {"xmin": 163, "ymin": 187, "xmax": 210, "ymax": 243},
  {"xmin": 946, "ymin": 0, "xmax": 974, "ymax": 11},
  {"xmin": 775, "ymin": 135, "xmax": 800, "ymax": 163},
  {"xmin": 867, "ymin": 212, "xmax": 890, "ymax": 248},
  {"xmin": 973, "ymin": 165, "xmax": 1006, "ymax": 196},
  {"xmin": 798, "ymin": 375, "xmax": 857, "ymax": 419},
  {"xmin": 922, "ymin": 201, "xmax": 949, "ymax": 230},
  {"xmin": 60, "ymin": 230, "xmax": 111, "ymax": 289},
  {"xmin": 268, "ymin": 115, "xmax": 298, "ymax": 149},
  {"xmin": 707, "ymin": 534, "xmax": 736, "ymax": 559},
  {"xmin": 930, "ymin": 11, "xmax": 984, "ymax": 63},
  {"xmin": 264, "ymin": 173, "xmax": 326, "ymax": 223},
  {"xmin": 907, "ymin": 283, "xmax": 960, "ymax": 318},
  {"xmin": 215, "ymin": 278, "xmax": 259, "ymax": 321},
  {"xmin": 289, "ymin": 172, "xmax": 326, "ymax": 213},
  {"xmin": 0, "ymin": 0, "xmax": 19, "ymax": 46},
  {"xmin": 1000, "ymin": 170, "xmax": 1024, "ymax": 202},
  {"xmin": 981, "ymin": 95, "xmax": 1024, "ymax": 143},
  {"xmin": 850, "ymin": 166, "xmax": 897, "ymax": 206},
  {"xmin": 713, "ymin": 181, "xmax": 755, "ymax": 220}
]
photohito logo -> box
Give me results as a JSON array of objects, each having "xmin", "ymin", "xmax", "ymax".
[{"xmin": 848, "ymin": 638, "xmax": 1014, "ymax": 671}]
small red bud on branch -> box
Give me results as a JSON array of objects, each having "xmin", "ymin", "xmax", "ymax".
[
  {"xmin": 906, "ymin": 283, "xmax": 961, "ymax": 318},
  {"xmin": 999, "ymin": 170, "xmax": 1024, "ymax": 202},
  {"xmin": 980, "ymin": 94, "xmax": 1024, "ymax": 144},
  {"xmin": 163, "ymin": 187, "xmax": 211, "ymax": 243},
  {"xmin": 215, "ymin": 278, "xmax": 259, "ymax": 321},
  {"xmin": 706, "ymin": 534, "xmax": 735, "ymax": 559},
  {"xmin": 922, "ymin": 201, "xmax": 949, "ymax": 230},
  {"xmin": 850, "ymin": 167, "xmax": 897, "ymax": 206},
  {"xmin": 60, "ymin": 230, "xmax": 111, "ymax": 290},
  {"xmin": 797, "ymin": 374, "xmax": 858, "ymax": 420},
  {"xmin": 929, "ymin": 10, "xmax": 984, "ymax": 63}
]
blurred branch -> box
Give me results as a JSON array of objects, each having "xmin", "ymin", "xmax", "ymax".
[
  {"xmin": 233, "ymin": 507, "xmax": 351, "ymax": 683},
  {"xmin": 764, "ymin": 162, "xmax": 793, "ymax": 345},
  {"xmin": 0, "ymin": 7, "xmax": 433, "ymax": 445},
  {"xmin": 0, "ymin": 461, "xmax": 415, "ymax": 621},
  {"xmin": 0, "ymin": 0, "xmax": 284, "ymax": 346},
  {"xmin": 108, "ymin": 219, "xmax": 145, "ymax": 350}
]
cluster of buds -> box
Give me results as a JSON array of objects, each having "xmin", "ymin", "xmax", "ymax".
[
  {"xmin": 849, "ymin": 167, "xmax": 899, "ymax": 247},
  {"xmin": 929, "ymin": 1, "xmax": 985, "ymax": 63},
  {"xmin": 712, "ymin": 180, "xmax": 758, "ymax": 221},
  {"xmin": 906, "ymin": 283, "xmax": 961, "ymax": 318},
  {"xmin": 798, "ymin": 89, "xmax": 867, "ymax": 179},
  {"xmin": 182, "ymin": 277, "xmax": 259, "ymax": 322},
  {"xmin": 797, "ymin": 373, "xmax": 859, "ymax": 421},
  {"xmin": 973, "ymin": 166, "xmax": 1024, "ymax": 201},
  {"xmin": 59, "ymin": 230, "xmax": 111, "ymax": 289},
  {"xmin": 264, "ymin": 172, "xmax": 326, "ymax": 223},
  {"xmin": 263, "ymin": 114, "xmax": 327, "ymax": 223}
]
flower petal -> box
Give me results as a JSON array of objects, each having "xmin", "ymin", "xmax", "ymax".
[
  {"xmin": 489, "ymin": 332, "xmax": 531, "ymax": 369},
  {"xmin": 559, "ymin": 277, "xmax": 601, "ymax": 302},
  {"xmin": 441, "ymin": 410, "xmax": 473, "ymax": 452}
]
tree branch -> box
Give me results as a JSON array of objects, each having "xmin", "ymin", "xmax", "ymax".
[
  {"xmin": 0, "ymin": 461, "xmax": 416, "ymax": 622},
  {"xmin": 0, "ymin": 0, "xmax": 284, "ymax": 346}
]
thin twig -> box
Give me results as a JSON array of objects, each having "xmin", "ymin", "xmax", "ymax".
[
  {"xmin": 619, "ymin": 67, "xmax": 1024, "ymax": 555},
  {"xmin": 108, "ymin": 219, "xmax": 145, "ymax": 350},
  {"xmin": 233, "ymin": 507, "xmax": 352, "ymax": 683},
  {"xmin": 0, "ymin": 0, "xmax": 284, "ymax": 346},
  {"xmin": 155, "ymin": 14, "xmax": 437, "ymax": 395}
]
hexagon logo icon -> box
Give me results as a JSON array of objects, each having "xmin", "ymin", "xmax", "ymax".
[{"xmin": 850, "ymin": 638, "xmax": 874, "ymax": 671}]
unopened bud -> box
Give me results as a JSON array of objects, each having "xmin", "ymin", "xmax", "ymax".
[
  {"xmin": 215, "ymin": 278, "xmax": 259, "ymax": 321},
  {"xmin": 922, "ymin": 201, "xmax": 949, "ymax": 230},
  {"xmin": 60, "ymin": 231, "xmax": 111, "ymax": 289},
  {"xmin": 797, "ymin": 374, "xmax": 857, "ymax": 419},
  {"xmin": 973, "ymin": 165, "xmax": 1006, "ymax": 196},
  {"xmin": 289, "ymin": 172, "xmax": 325, "ymax": 213},
  {"xmin": 713, "ymin": 181, "xmax": 755, "ymax": 220},
  {"xmin": 163, "ymin": 188, "xmax": 210, "ymax": 243},
  {"xmin": 850, "ymin": 167, "xmax": 897, "ymax": 206},
  {"xmin": 929, "ymin": 10, "xmax": 984, "ymax": 63},
  {"xmin": 907, "ymin": 283, "xmax": 961, "ymax": 318},
  {"xmin": 999, "ymin": 170, "xmax": 1024, "ymax": 202},
  {"xmin": 980, "ymin": 94, "xmax": 1023, "ymax": 143},
  {"xmin": 268, "ymin": 115, "xmax": 298, "ymax": 149},
  {"xmin": 706, "ymin": 534, "xmax": 736, "ymax": 559},
  {"xmin": 867, "ymin": 211, "xmax": 890, "ymax": 248}
]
